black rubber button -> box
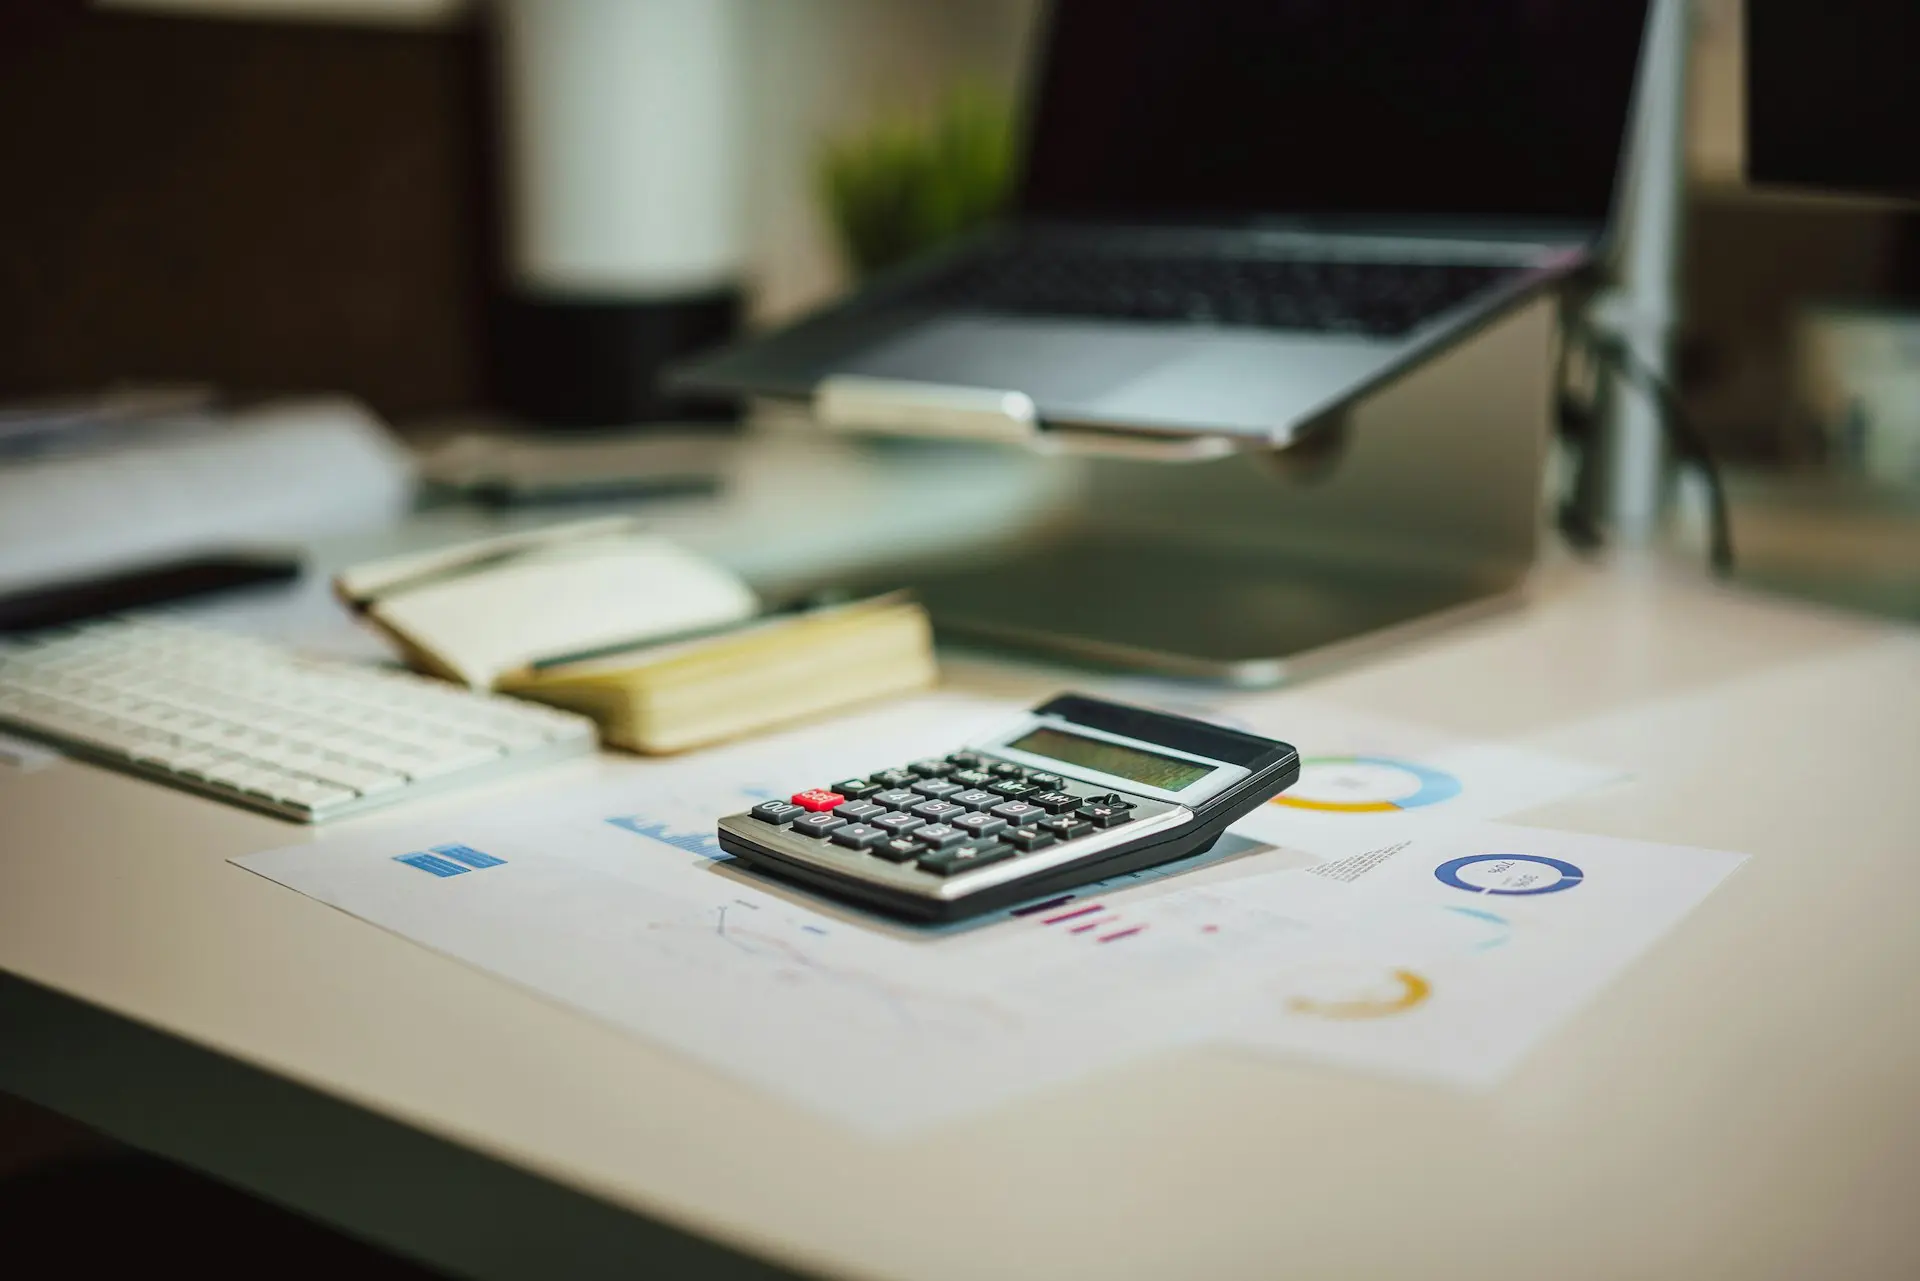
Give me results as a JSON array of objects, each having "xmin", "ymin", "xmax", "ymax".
[{"xmin": 918, "ymin": 841, "xmax": 1016, "ymax": 876}]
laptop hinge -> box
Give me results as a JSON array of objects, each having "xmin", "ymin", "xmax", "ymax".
[{"xmin": 814, "ymin": 375, "xmax": 1243, "ymax": 462}]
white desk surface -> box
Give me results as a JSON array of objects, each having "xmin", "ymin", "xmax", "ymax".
[{"xmin": 3, "ymin": 552, "xmax": 1918, "ymax": 1280}]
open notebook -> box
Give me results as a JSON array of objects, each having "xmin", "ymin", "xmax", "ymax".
[{"xmin": 337, "ymin": 518, "xmax": 937, "ymax": 753}]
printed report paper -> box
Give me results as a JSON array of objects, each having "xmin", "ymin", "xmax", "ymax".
[{"xmin": 233, "ymin": 694, "xmax": 1737, "ymax": 1133}]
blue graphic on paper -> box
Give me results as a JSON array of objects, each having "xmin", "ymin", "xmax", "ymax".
[
  {"xmin": 432, "ymin": 843, "xmax": 505, "ymax": 869},
  {"xmin": 396, "ymin": 852, "xmax": 470, "ymax": 878},
  {"xmin": 607, "ymin": 815, "xmax": 729, "ymax": 861},
  {"xmin": 396, "ymin": 843, "xmax": 507, "ymax": 876},
  {"xmin": 1434, "ymin": 854, "xmax": 1584, "ymax": 896}
]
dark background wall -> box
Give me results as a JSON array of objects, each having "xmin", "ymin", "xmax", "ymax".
[
  {"xmin": 0, "ymin": 1, "xmax": 1913, "ymax": 452},
  {"xmin": 0, "ymin": 1, "xmax": 495, "ymax": 420}
]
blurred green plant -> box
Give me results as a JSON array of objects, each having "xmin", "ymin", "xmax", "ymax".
[{"xmin": 818, "ymin": 84, "xmax": 1014, "ymax": 279}]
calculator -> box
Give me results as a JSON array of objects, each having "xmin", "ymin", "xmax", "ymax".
[{"xmin": 715, "ymin": 694, "xmax": 1299, "ymax": 921}]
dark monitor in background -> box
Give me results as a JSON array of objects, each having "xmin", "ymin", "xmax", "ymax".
[
  {"xmin": 1018, "ymin": 0, "xmax": 1651, "ymax": 229},
  {"xmin": 1747, "ymin": 0, "xmax": 1920, "ymax": 201}
]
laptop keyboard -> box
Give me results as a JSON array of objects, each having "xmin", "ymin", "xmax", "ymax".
[{"xmin": 931, "ymin": 250, "xmax": 1516, "ymax": 338}]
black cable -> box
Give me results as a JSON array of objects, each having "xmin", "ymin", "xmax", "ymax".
[
  {"xmin": 1568, "ymin": 319, "xmax": 1736, "ymax": 577},
  {"xmin": 1552, "ymin": 309, "xmax": 1606, "ymax": 556}
]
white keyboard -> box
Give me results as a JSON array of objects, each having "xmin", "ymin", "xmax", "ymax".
[{"xmin": 0, "ymin": 617, "xmax": 598, "ymax": 822}]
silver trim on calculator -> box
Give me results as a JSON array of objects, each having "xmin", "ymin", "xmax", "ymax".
[{"xmin": 720, "ymin": 801, "xmax": 1193, "ymax": 902}]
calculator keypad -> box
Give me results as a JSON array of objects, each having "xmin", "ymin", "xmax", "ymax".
[{"xmin": 724, "ymin": 751, "xmax": 1185, "ymax": 899}]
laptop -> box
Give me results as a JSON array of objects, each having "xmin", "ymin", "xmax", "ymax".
[{"xmin": 672, "ymin": 0, "xmax": 1652, "ymax": 444}]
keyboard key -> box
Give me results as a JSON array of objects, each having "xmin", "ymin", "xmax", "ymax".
[
  {"xmin": 872, "ymin": 788, "xmax": 922, "ymax": 810},
  {"xmin": 1082, "ymin": 793, "xmax": 1134, "ymax": 810},
  {"xmin": 1075, "ymin": 802, "xmax": 1134, "ymax": 828},
  {"xmin": 987, "ymin": 779, "xmax": 1039, "ymax": 801},
  {"xmin": 950, "ymin": 788, "xmax": 1001, "ymax": 810},
  {"xmin": 870, "ymin": 768, "xmax": 915, "ymax": 788},
  {"xmin": 987, "ymin": 762, "xmax": 1027, "ymax": 779},
  {"xmin": 908, "ymin": 758, "xmax": 955, "ymax": 777},
  {"xmin": 1039, "ymin": 814, "xmax": 1093, "ymax": 841},
  {"xmin": 950, "ymin": 769, "xmax": 993, "ymax": 788},
  {"xmin": 1027, "ymin": 790, "xmax": 1082, "ymax": 814},
  {"xmin": 946, "ymin": 751, "xmax": 984, "ymax": 769},
  {"xmin": 749, "ymin": 800, "xmax": 805, "ymax": 825},
  {"xmin": 935, "ymin": 248, "xmax": 1510, "ymax": 338},
  {"xmin": 1026, "ymin": 772, "xmax": 1065, "ymax": 790},
  {"xmin": 910, "ymin": 822, "xmax": 967, "ymax": 849},
  {"xmin": 918, "ymin": 841, "xmax": 1016, "ymax": 876},
  {"xmin": 791, "ymin": 788, "xmax": 845, "ymax": 812},
  {"xmin": 872, "ymin": 837, "xmax": 927, "ymax": 863},
  {"xmin": 833, "ymin": 799, "xmax": 888, "ymax": 823},
  {"xmin": 791, "ymin": 812, "xmax": 847, "ymax": 839},
  {"xmin": 952, "ymin": 811, "xmax": 1007, "ymax": 840},
  {"xmin": 830, "ymin": 823, "xmax": 888, "ymax": 850},
  {"xmin": 989, "ymin": 800, "xmax": 1046, "ymax": 826},
  {"xmin": 1004, "ymin": 827, "xmax": 1057, "ymax": 852},
  {"xmin": 832, "ymin": 778, "xmax": 881, "ymax": 800},
  {"xmin": 909, "ymin": 777, "xmax": 963, "ymax": 800},
  {"xmin": 872, "ymin": 812, "xmax": 926, "ymax": 837},
  {"xmin": 910, "ymin": 799, "xmax": 968, "ymax": 824}
]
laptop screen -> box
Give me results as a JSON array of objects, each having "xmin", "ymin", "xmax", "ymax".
[{"xmin": 1019, "ymin": 0, "xmax": 1651, "ymax": 229}]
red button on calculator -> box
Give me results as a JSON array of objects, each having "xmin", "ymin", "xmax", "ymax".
[{"xmin": 791, "ymin": 788, "xmax": 845, "ymax": 812}]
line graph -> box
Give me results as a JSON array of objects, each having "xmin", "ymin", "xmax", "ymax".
[{"xmin": 607, "ymin": 815, "xmax": 729, "ymax": 860}]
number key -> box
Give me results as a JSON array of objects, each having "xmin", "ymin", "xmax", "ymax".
[
  {"xmin": 910, "ymin": 822, "xmax": 967, "ymax": 849},
  {"xmin": 910, "ymin": 799, "xmax": 968, "ymax": 825},
  {"xmin": 871, "ymin": 812, "xmax": 925, "ymax": 837},
  {"xmin": 872, "ymin": 836, "xmax": 926, "ymax": 863},
  {"xmin": 910, "ymin": 777, "xmax": 963, "ymax": 800},
  {"xmin": 988, "ymin": 800, "xmax": 1046, "ymax": 826},
  {"xmin": 872, "ymin": 788, "xmax": 921, "ymax": 810},
  {"xmin": 950, "ymin": 788, "xmax": 1001, "ymax": 810},
  {"xmin": 749, "ymin": 800, "xmax": 805, "ymax": 825},
  {"xmin": 791, "ymin": 812, "xmax": 846, "ymax": 838},
  {"xmin": 833, "ymin": 799, "xmax": 887, "ymax": 823},
  {"xmin": 952, "ymin": 811, "xmax": 1007, "ymax": 840}
]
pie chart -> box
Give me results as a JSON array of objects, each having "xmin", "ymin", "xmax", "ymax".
[
  {"xmin": 1286, "ymin": 968, "xmax": 1432, "ymax": 1019},
  {"xmin": 1434, "ymin": 854, "xmax": 1584, "ymax": 895},
  {"xmin": 1270, "ymin": 755, "xmax": 1463, "ymax": 813}
]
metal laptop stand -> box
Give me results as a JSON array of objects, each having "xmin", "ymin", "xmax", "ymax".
[{"xmin": 805, "ymin": 296, "xmax": 1555, "ymax": 686}]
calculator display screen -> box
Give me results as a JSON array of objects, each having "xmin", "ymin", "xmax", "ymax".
[{"xmin": 1006, "ymin": 727, "xmax": 1213, "ymax": 792}]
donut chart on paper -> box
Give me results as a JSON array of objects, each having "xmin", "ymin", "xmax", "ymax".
[
  {"xmin": 1434, "ymin": 854, "xmax": 1584, "ymax": 896},
  {"xmin": 1270, "ymin": 755, "xmax": 1463, "ymax": 813},
  {"xmin": 1287, "ymin": 969, "xmax": 1432, "ymax": 1019}
]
